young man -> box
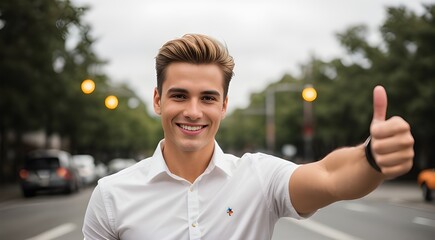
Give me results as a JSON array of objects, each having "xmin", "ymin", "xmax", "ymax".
[{"xmin": 83, "ymin": 34, "xmax": 414, "ymax": 239}]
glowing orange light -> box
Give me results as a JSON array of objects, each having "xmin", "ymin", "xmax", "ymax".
[
  {"xmin": 105, "ymin": 95, "xmax": 118, "ymax": 109},
  {"xmin": 302, "ymin": 87, "xmax": 317, "ymax": 102},
  {"xmin": 81, "ymin": 79, "xmax": 95, "ymax": 94}
]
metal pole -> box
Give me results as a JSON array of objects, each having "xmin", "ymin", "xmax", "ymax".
[
  {"xmin": 266, "ymin": 88, "xmax": 275, "ymax": 153},
  {"xmin": 303, "ymin": 100, "xmax": 314, "ymax": 161},
  {"xmin": 265, "ymin": 83, "xmax": 303, "ymax": 153}
]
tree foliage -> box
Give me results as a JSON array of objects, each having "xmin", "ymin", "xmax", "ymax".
[
  {"xmin": 1, "ymin": 2, "xmax": 433, "ymax": 182},
  {"xmin": 0, "ymin": 0, "xmax": 160, "ymax": 181},
  {"xmin": 220, "ymin": 4, "xmax": 435, "ymax": 174}
]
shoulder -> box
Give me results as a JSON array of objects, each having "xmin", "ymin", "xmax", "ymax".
[
  {"xmin": 221, "ymin": 151, "xmax": 298, "ymax": 176},
  {"xmin": 241, "ymin": 152, "xmax": 297, "ymax": 167},
  {"xmin": 98, "ymin": 157, "xmax": 154, "ymax": 188}
]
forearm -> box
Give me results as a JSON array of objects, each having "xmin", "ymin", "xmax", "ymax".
[
  {"xmin": 290, "ymin": 86, "xmax": 414, "ymax": 215},
  {"xmin": 290, "ymin": 144, "xmax": 384, "ymax": 214},
  {"xmin": 320, "ymin": 144, "xmax": 384, "ymax": 200}
]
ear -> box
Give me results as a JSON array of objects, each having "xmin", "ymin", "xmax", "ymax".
[
  {"xmin": 153, "ymin": 88, "xmax": 162, "ymax": 115},
  {"xmin": 221, "ymin": 96, "xmax": 228, "ymax": 119}
]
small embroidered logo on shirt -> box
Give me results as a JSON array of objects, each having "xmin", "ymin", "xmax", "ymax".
[{"xmin": 226, "ymin": 207, "xmax": 233, "ymax": 216}]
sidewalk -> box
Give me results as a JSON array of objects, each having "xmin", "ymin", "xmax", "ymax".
[{"xmin": 0, "ymin": 183, "xmax": 22, "ymax": 202}]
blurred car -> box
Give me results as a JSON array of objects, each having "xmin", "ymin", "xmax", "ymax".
[
  {"xmin": 19, "ymin": 149, "xmax": 81, "ymax": 197},
  {"xmin": 107, "ymin": 158, "xmax": 137, "ymax": 175},
  {"xmin": 95, "ymin": 162, "xmax": 108, "ymax": 179},
  {"xmin": 417, "ymin": 168, "xmax": 435, "ymax": 202},
  {"xmin": 72, "ymin": 154, "xmax": 97, "ymax": 185}
]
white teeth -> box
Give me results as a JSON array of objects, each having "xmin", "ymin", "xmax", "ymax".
[{"xmin": 180, "ymin": 125, "xmax": 203, "ymax": 131}]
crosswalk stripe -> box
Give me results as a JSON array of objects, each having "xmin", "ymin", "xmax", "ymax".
[
  {"xmin": 26, "ymin": 223, "xmax": 76, "ymax": 240},
  {"xmin": 413, "ymin": 217, "xmax": 435, "ymax": 228}
]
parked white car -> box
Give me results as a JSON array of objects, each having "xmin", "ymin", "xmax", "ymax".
[
  {"xmin": 72, "ymin": 155, "xmax": 97, "ymax": 185},
  {"xmin": 108, "ymin": 158, "xmax": 137, "ymax": 175},
  {"xmin": 95, "ymin": 162, "xmax": 108, "ymax": 179}
]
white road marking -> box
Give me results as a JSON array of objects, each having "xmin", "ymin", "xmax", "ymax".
[
  {"xmin": 285, "ymin": 218, "xmax": 363, "ymax": 240},
  {"xmin": 26, "ymin": 223, "xmax": 76, "ymax": 240},
  {"xmin": 0, "ymin": 201, "xmax": 47, "ymax": 212},
  {"xmin": 413, "ymin": 217, "xmax": 435, "ymax": 228},
  {"xmin": 344, "ymin": 203, "xmax": 374, "ymax": 213}
]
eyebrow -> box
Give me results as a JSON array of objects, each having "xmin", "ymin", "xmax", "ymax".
[
  {"xmin": 167, "ymin": 88, "xmax": 221, "ymax": 97},
  {"xmin": 167, "ymin": 88, "xmax": 188, "ymax": 95}
]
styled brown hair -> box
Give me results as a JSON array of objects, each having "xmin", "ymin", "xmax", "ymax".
[{"xmin": 155, "ymin": 34, "xmax": 235, "ymax": 98}]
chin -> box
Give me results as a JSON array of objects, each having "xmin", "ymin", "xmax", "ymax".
[{"xmin": 178, "ymin": 139, "xmax": 210, "ymax": 152}]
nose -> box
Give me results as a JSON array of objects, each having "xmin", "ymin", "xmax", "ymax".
[{"xmin": 183, "ymin": 99, "xmax": 203, "ymax": 120}]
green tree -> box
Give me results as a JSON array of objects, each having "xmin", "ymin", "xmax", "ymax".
[
  {"xmin": 0, "ymin": 0, "xmax": 161, "ymax": 182},
  {"xmin": 0, "ymin": 0, "xmax": 85, "ymax": 180},
  {"xmin": 220, "ymin": 4, "xmax": 435, "ymax": 174}
]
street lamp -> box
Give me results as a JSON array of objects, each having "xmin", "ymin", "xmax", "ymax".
[
  {"xmin": 302, "ymin": 86, "xmax": 317, "ymax": 102},
  {"xmin": 81, "ymin": 79, "xmax": 95, "ymax": 94},
  {"xmin": 302, "ymin": 85, "xmax": 316, "ymax": 161},
  {"xmin": 265, "ymin": 83, "xmax": 316, "ymax": 160},
  {"xmin": 105, "ymin": 95, "xmax": 119, "ymax": 110},
  {"xmin": 81, "ymin": 79, "xmax": 139, "ymax": 110}
]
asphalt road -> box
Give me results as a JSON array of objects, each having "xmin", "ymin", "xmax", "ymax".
[
  {"xmin": 273, "ymin": 183, "xmax": 435, "ymax": 240},
  {"xmin": 0, "ymin": 182, "xmax": 434, "ymax": 240}
]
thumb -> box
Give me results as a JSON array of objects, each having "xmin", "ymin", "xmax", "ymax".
[{"xmin": 372, "ymin": 85, "xmax": 387, "ymax": 123}]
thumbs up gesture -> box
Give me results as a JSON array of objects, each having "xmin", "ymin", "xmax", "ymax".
[{"xmin": 369, "ymin": 86, "xmax": 414, "ymax": 179}]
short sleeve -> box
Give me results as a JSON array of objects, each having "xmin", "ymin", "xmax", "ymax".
[
  {"xmin": 249, "ymin": 153, "xmax": 306, "ymax": 219},
  {"xmin": 82, "ymin": 184, "xmax": 117, "ymax": 240}
]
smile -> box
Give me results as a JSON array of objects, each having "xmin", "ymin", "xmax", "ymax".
[{"xmin": 178, "ymin": 124, "xmax": 205, "ymax": 131}]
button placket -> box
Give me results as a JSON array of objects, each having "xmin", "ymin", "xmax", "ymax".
[{"xmin": 187, "ymin": 184, "xmax": 201, "ymax": 239}]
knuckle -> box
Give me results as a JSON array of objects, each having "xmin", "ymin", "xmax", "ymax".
[
  {"xmin": 405, "ymin": 159, "xmax": 413, "ymax": 170},
  {"xmin": 406, "ymin": 149, "xmax": 415, "ymax": 159},
  {"xmin": 408, "ymin": 135, "xmax": 415, "ymax": 145},
  {"xmin": 400, "ymin": 134, "xmax": 414, "ymax": 148},
  {"xmin": 394, "ymin": 117, "xmax": 411, "ymax": 131}
]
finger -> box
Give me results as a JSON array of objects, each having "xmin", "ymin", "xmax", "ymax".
[
  {"xmin": 375, "ymin": 148, "xmax": 415, "ymax": 168},
  {"xmin": 379, "ymin": 160, "xmax": 413, "ymax": 180},
  {"xmin": 371, "ymin": 127, "xmax": 414, "ymax": 154},
  {"xmin": 371, "ymin": 116, "xmax": 411, "ymax": 139},
  {"xmin": 372, "ymin": 85, "xmax": 387, "ymax": 124}
]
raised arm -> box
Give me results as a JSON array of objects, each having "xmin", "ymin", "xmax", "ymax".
[{"xmin": 289, "ymin": 86, "xmax": 414, "ymax": 215}]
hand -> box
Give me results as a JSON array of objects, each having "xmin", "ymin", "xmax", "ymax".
[{"xmin": 370, "ymin": 86, "xmax": 414, "ymax": 179}]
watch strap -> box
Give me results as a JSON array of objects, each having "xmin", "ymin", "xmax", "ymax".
[{"xmin": 364, "ymin": 136, "xmax": 382, "ymax": 172}]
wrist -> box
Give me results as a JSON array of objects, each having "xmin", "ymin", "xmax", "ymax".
[{"xmin": 364, "ymin": 136, "xmax": 382, "ymax": 172}]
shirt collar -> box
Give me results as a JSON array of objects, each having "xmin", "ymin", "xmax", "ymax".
[
  {"xmin": 209, "ymin": 141, "xmax": 233, "ymax": 177},
  {"xmin": 145, "ymin": 140, "xmax": 168, "ymax": 183},
  {"xmin": 145, "ymin": 140, "xmax": 233, "ymax": 183}
]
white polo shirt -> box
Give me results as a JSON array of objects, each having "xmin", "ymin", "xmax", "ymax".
[{"xmin": 83, "ymin": 140, "xmax": 303, "ymax": 240}]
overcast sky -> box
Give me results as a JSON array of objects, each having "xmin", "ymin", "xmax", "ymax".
[{"xmin": 72, "ymin": 0, "xmax": 427, "ymax": 114}]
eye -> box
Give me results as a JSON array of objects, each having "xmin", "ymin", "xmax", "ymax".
[
  {"xmin": 202, "ymin": 95, "xmax": 217, "ymax": 102},
  {"xmin": 171, "ymin": 94, "xmax": 187, "ymax": 101}
]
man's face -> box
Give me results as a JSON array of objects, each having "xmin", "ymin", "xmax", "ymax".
[{"xmin": 153, "ymin": 63, "xmax": 228, "ymax": 153}]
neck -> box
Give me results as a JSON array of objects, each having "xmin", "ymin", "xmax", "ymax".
[{"xmin": 162, "ymin": 141, "xmax": 214, "ymax": 184}]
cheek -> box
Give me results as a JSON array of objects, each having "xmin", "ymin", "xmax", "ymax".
[
  {"xmin": 210, "ymin": 108, "xmax": 225, "ymax": 121},
  {"xmin": 162, "ymin": 104, "xmax": 180, "ymax": 116},
  {"xmin": 160, "ymin": 104, "xmax": 183, "ymax": 123}
]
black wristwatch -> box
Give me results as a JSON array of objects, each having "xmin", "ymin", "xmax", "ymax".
[{"xmin": 364, "ymin": 136, "xmax": 382, "ymax": 172}]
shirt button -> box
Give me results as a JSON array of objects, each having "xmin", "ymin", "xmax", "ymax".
[{"xmin": 192, "ymin": 223, "xmax": 197, "ymax": 227}]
